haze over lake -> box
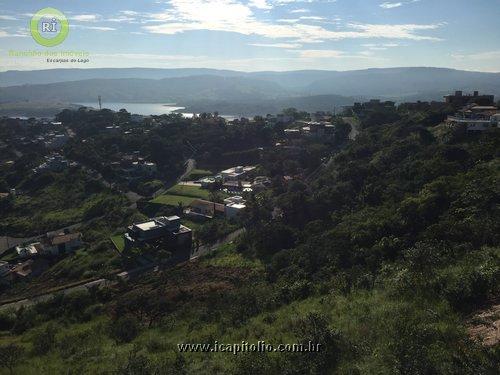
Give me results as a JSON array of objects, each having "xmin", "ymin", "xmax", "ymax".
[{"xmin": 77, "ymin": 102, "xmax": 192, "ymax": 117}]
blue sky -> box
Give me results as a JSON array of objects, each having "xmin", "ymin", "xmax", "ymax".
[{"xmin": 0, "ymin": 0, "xmax": 499, "ymax": 72}]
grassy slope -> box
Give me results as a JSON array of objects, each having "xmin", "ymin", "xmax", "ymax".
[
  {"xmin": 0, "ymin": 170, "xmax": 125, "ymax": 237},
  {"xmin": 150, "ymin": 184, "xmax": 210, "ymax": 207}
]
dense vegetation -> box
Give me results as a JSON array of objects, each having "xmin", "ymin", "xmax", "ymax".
[
  {"xmin": 0, "ymin": 105, "xmax": 498, "ymax": 374},
  {"xmin": 0, "ymin": 170, "xmax": 126, "ymax": 237}
]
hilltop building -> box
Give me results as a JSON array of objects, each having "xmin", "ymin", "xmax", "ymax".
[
  {"xmin": 352, "ymin": 100, "xmax": 395, "ymax": 112},
  {"xmin": 444, "ymin": 91, "xmax": 495, "ymax": 107}
]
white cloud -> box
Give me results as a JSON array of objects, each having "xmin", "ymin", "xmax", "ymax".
[
  {"xmin": 299, "ymin": 16, "xmax": 325, "ymax": 20},
  {"xmin": 71, "ymin": 14, "xmax": 100, "ymax": 22},
  {"xmin": 296, "ymin": 49, "xmax": 344, "ymax": 58},
  {"xmin": 143, "ymin": 0, "xmax": 443, "ymax": 43},
  {"xmin": 452, "ymin": 50, "xmax": 500, "ymax": 61},
  {"xmin": 380, "ymin": 0, "xmax": 421, "ymax": 9},
  {"xmin": 450, "ymin": 50, "xmax": 500, "ymax": 72},
  {"xmin": 0, "ymin": 15, "xmax": 17, "ymax": 21},
  {"xmin": 290, "ymin": 8, "xmax": 310, "ymax": 13},
  {"xmin": 249, "ymin": 0, "xmax": 273, "ymax": 10},
  {"xmin": 120, "ymin": 10, "xmax": 140, "ymax": 16},
  {"xmin": 380, "ymin": 2, "xmax": 403, "ymax": 9},
  {"xmin": 249, "ymin": 42, "xmax": 302, "ymax": 48},
  {"xmin": 72, "ymin": 25, "xmax": 116, "ymax": 31},
  {"xmin": 362, "ymin": 42, "xmax": 400, "ymax": 50}
]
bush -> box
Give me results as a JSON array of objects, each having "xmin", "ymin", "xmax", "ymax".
[
  {"xmin": 108, "ymin": 316, "xmax": 140, "ymax": 344},
  {"xmin": 31, "ymin": 323, "xmax": 58, "ymax": 355}
]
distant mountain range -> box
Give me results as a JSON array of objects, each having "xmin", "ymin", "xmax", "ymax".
[{"xmin": 0, "ymin": 67, "xmax": 499, "ymax": 116}]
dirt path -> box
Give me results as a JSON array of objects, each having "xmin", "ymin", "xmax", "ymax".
[
  {"xmin": 342, "ymin": 116, "xmax": 360, "ymax": 140},
  {"xmin": 468, "ymin": 303, "xmax": 500, "ymax": 347}
]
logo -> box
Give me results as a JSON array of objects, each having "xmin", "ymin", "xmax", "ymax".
[{"xmin": 30, "ymin": 7, "xmax": 69, "ymax": 47}]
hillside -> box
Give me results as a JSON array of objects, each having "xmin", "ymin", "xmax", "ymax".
[
  {"xmin": 1, "ymin": 68, "xmax": 499, "ymax": 108},
  {"xmin": 0, "ymin": 75, "xmax": 288, "ymax": 104},
  {"xmin": 0, "ymin": 106, "xmax": 497, "ymax": 374}
]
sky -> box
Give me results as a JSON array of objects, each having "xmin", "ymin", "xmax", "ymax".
[{"xmin": 0, "ymin": 0, "xmax": 499, "ymax": 72}]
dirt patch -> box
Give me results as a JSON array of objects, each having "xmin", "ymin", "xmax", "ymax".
[{"xmin": 468, "ymin": 303, "xmax": 500, "ymax": 347}]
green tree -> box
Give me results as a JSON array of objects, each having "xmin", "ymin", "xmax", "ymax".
[{"xmin": 0, "ymin": 344, "xmax": 24, "ymax": 375}]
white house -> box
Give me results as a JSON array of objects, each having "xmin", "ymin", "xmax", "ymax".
[
  {"xmin": 224, "ymin": 196, "xmax": 246, "ymax": 219},
  {"xmin": 16, "ymin": 243, "xmax": 43, "ymax": 259}
]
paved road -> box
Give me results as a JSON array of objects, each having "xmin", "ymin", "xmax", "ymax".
[{"xmin": 153, "ymin": 158, "xmax": 196, "ymax": 198}]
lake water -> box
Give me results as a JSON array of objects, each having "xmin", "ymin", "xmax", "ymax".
[{"xmin": 77, "ymin": 102, "xmax": 194, "ymax": 117}]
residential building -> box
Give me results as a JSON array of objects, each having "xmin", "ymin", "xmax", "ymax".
[
  {"xmin": 124, "ymin": 216, "xmax": 192, "ymax": 261},
  {"xmin": 266, "ymin": 114, "xmax": 294, "ymax": 125},
  {"xmin": 224, "ymin": 196, "xmax": 246, "ymax": 219},
  {"xmin": 284, "ymin": 128, "xmax": 301, "ymax": 138},
  {"xmin": 14, "ymin": 232, "xmax": 82, "ymax": 259},
  {"xmin": 10, "ymin": 258, "xmax": 49, "ymax": 280},
  {"xmin": 16, "ymin": 243, "xmax": 43, "ymax": 259},
  {"xmin": 44, "ymin": 133, "xmax": 69, "ymax": 150},
  {"xmin": 352, "ymin": 100, "xmax": 395, "ymax": 113},
  {"xmin": 447, "ymin": 104, "xmax": 499, "ymax": 131},
  {"xmin": 44, "ymin": 232, "xmax": 83, "ymax": 255},
  {"xmin": 116, "ymin": 153, "xmax": 157, "ymax": 179},
  {"xmin": 252, "ymin": 176, "xmax": 271, "ymax": 191},
  {"xmin": 220, "ymin": 165, "xmax": 256, "ymax": 181},
  {"xmin": 33, "ymin": 154, "xmax": 70, "ymax": 173},
  {"xmin": 130, "ymin": 114, "xmax": 145, "ymax": 124},
  {"xmin": 225, "ymin": 202, "xmax": 246, "ymax": 219},
  {"xmin": 185, "ymin": 199, "xmax": 225, "ymax": 219},
  {"xmin": 444, "ymin": 91, "xmax": 495, "ymax": 107},
  {"xmin": 105, "ymin": 125, "xmax": 121, "ymax": 133}
]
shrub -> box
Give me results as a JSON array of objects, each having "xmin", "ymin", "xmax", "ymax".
[{"xmin": 108, "ymin": 316, "xmax": 140, "ymax": 344}]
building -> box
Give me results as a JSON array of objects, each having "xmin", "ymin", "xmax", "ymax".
[
  {"xmin": 447, "ymin": 104, "xmax": 499, "ymax": 131},
  {"xmin": 105, "ymin": 125, "xmax": 121, "ymax": 133},
  {"xmin": 33, "ymin": 154, "xmax": 70, "ymax": 173},
  {"xmin": 130, "ymin": 114, "xmax": 145, "ymax": 124},
  {"xmin": 220, "ymin": 165, "xmax": 256, "ymax": 181},
  {"xmin": 44, "ymin": 232, "xmax": 83, "ymax": 256},
  {"xmin": 284, "ymin": 128, "xmax": 301, "ymax": 138},
  {"xmin": 124, "ymin": 216, "xmax": 192, "ymax": 261},
  {"xmin": 15, "ymin": 232, "xmax": 82, "ymax": 259},
  {"xmin": 224, "ymin": 196, "xmax": 246, "ymax": 219},
  {"xmin": 444, "ymin": 91, "xmax": 495, "ymax": 107},
  {"xmin": 116, "ymin": 153, "xmax": 157, "ymax": 180},
  {"xmin": 10, "ymin": 258, "xmax": 49, "ymax": 281},
  {"xmin": 185, "ymin": 199, "xmax": 225, "ymax": 219},
  {"xmin": 266, "ymin": 114, "xmax": 294, "ymax": 125},
  {"xmin": 352, "ymin": 100, "xmax": 395, "ymax": 113},
  {"xmin": 16, "ymin": 243, "xmax": 43, "ymax": 259},
  {"xmin": 251, "ymin": 176, "xmax": 271, "ymax": 192},
  {"xmin": 222, "ymin": 180, "xmax": 252, "ymax": 193},
  {"xmin": 44, "ymin": 133, "xmax": 69, "ymax": 150}
]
